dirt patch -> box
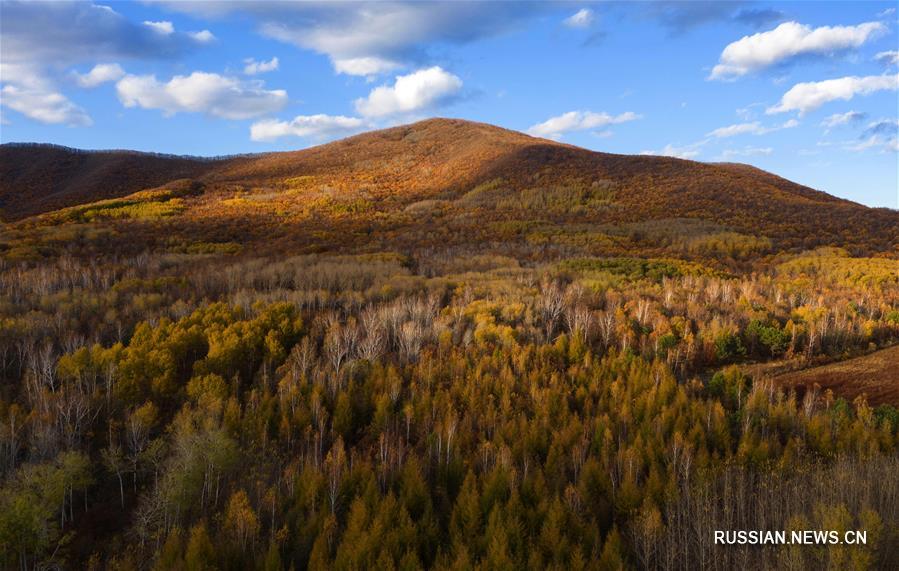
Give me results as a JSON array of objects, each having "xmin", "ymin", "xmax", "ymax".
[{"xmin": 774, "ymin": 345, "xmax": 899, "ymax": 407}]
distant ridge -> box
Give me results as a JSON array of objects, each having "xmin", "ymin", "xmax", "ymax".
[
  {"xmin": 1, "ymin": 142, "xmax": 264, "ymax": 162},
  {"xmin": 0, "ymin": 144, "xmax": 229, "ymax": 220}
]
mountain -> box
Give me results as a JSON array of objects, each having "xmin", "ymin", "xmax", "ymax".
[
  {"xmin": 2, "ymin": 119, "xmax": 897, "ymax": 260},
  {"xmin": 0, "ymin": 143, "xmax": 229, "ymax": 221}
]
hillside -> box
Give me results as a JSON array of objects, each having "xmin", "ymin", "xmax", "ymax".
[
  {"xmin": 3, "ymin": 119, "xmax": 896, "ymax": 258},
  {"xmin": 0, "ymin": 143, "xmax": 230, "ymax": 221}
]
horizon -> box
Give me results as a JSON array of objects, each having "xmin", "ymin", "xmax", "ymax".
[{"xmin": 1, "ymin": 1, "xmax": 898, "ymax": 208}]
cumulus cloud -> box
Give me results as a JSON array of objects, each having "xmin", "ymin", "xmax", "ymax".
[
  {"xmin": 72, "ymin": 63, "xmax": 126, "ymax": 88},
  {"xmin": 0, "ymin": 2, "xmax": 197, "ymax": 64},
  {"xmin": 527, "ymin": 110, "xmax": 641, "ymax": 140},
  {"xmin": 244, "ymin": 57, "xmax": 280, "ymax": 75},
  {"xmin": 159, "ymin": 2, "xmax": 545, "ymax": 76},
  {"xmin": 0, "ymin": 83, "xmax": 92, "ymax": 126},
  {"xmin": 250, "ymin": 114, "xmax": 367, "ymax": 142},
  {"xmin": 116, "ymin": 72, "xmax": 287, "ymax": 119},
  {"xmin": 710, "ymin": 21, "xmax": 885, "ymax": 80},
  {"xmin": 190, "ymin": 30, "xmax": 216, "ymax": 44},
  {"xmin": 144, "ymin": 20, "xmax": 175, "ymax": 35},
  {"xmin": 820, "ymin": 110, "xmax": 867, "ymax": 129},
  {"xmin": 564, "ymin": 9, "xmax": 595, "ymax": 28},
  {"xmin": 0, "ymin": 2, "xmax": 214, "ymax": 126},
  {"xmin": 354, "ymin": 66, "xmax": 462, "ymax": 118},
  {"xmin": 335, "ymin": 57, "xmax": 401, "ymax": 76},
  {"xmin": 875, "ymin": 50, "xmax": 899, "ymax": 66},
  {"xmin": 0, "ymin": 62, "xmax": 92, "ymax": 126},
  {"xmin": 707, "ymin": 119, "xmax": 798, "ymax": 138},
  {"xmin": 767, "ymin": 73, "xmax": 899, "ymax": 115},
  {"xmin": 333, "ymin": 57, "xmax": 402, "ymax": 76}
]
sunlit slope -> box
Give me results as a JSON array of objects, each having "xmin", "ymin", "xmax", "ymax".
[{"xmin": 3, "ymin": 119, "xmax": 897, "ymax": 257}]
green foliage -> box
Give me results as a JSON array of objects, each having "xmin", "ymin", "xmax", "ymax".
[
  {"xmin": 708, "ymin": 367, "xmax": 751, "ymax": 410},
  {"xmin": 714, "ymin": 331, "xmax": 747, "ymax": 363},
  {"xmin": 0, "ymin": 452, "xmax": 91, "ymax": 569},
  {"xmin": 745, "ymin": 319, "xmax": 790, "ymax": 357},
  {"xmin": 55, "ymin": 195, "xmax": 185, "ymax": 223}
]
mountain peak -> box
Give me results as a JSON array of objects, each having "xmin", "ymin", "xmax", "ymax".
[{"xmin": 3, "ymin": 118, "xmax": 896, "ymax": 258}]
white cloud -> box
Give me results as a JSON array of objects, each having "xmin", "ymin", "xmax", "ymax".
[
  {"xmin": 0, "ymin": 3, "xmax": 217, "ymax": 127},
  {"xmin": 244, "ymin": 57, "xmax": 280, "ymax": 75},
  {"xmin": 1, "ymin": 83, "xmax": 92, "ymax": 126},
  {"xmin": 767, "ymin": 73, "xmax": 899, "ymax": 115},
  {"xmin": 144, "ymin": 20, "xmax": 175, "ymax": 35},
  {"xmin": 708, "ymin": 122, "xmax": 764, "ymax": 137},
  {"xmin": 250, "ymin": 114, "xmax": 367, "ymax": 142},
  {"xmin": 333, "ymin": 57, "xmax": 401, "ymax": 76},
  {"xmin": 640, "ymin": 142, "xmax": 705, "ymax": 160},
  {"xmin": 875, "ymin": 50, "xmax": 899, "ymax": 66},
  {"xmin": 707, "ymin": 118, "xmax": 798, "ymax": 138},
  {"xmin": 1, "ymin": 62, "xmax": 92, "ymax": 126},
  {"xmin": 820, "ymin": 110, "xmax": 866, "ymax": 129},
  {"xmin": 564, "ymin": 9, "xmax": 595, "ymax": 28},
  {"xmin": 721, "ymin": 146, "xmax": 773, "ymax": 158},
  {"xmin": 354, "ymin": 66, "xmax": 462, "ymax": 118},
  {"xmin": 115, "ymin": 72, "xmax": 288, "ymax": 119},
  {"xmin": 1, "ymin": 2, "xmax": 200, "ymax": 65},
  {"xmin": 527, "ymin": 110, "xmax": 641, "ymax": 140},
  {"xmin": 710, "ymin": 21, "xmax": 885, "ymax": 80},
  {"xmin": 160, "ymin": 2, "xmax": 544, "ymax": 76},
  {"xmin": 845, "ymin": 136, "xmax": 886, "ymax": 152},
  {"xmin": 190, "ymin": 30, "xmax": 216, "ymax": 43},
  {"xmin": 72, "ymin": 63, "xmax": 125, "ymax": 88}
]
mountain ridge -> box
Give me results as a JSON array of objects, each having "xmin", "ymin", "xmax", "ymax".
[
  {"xmin": 0, "ymin": 118, "xmax": 872, "ymax": 220},
  {"xmin": 2, "ymin": 118, "xmax": 896, "ymax": 259}
]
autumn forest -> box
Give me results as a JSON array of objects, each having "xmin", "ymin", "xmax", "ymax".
[{"xmin": 1, "ymin": 119, "xmax": 898, "ymax": 570}]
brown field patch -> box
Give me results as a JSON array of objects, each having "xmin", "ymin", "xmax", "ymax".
[{"xmin": 775, "ymin": 345, "xmax": 899, "ymax": 407}]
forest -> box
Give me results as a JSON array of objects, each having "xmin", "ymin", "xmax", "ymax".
[{"xmin": 1, "ymin": 120, "xmax": 898, "ymax": 569}]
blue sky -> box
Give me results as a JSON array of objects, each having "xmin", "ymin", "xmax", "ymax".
[{"xmin": 1, "ymin": 1, "xmax": 897, "ymax": 208}]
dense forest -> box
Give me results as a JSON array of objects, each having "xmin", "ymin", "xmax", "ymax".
[{"xmin": 1, "ymin": 120, "xmax": 898, "ymax": 569}]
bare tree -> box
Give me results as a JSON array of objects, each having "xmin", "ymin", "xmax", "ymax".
[{"xmin": 540, "ymin": 279, "xmax": 566, "ymax": 341}]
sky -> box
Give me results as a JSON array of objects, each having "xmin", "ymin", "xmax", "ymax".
[{"xmin": 1, "ymin": 1, "xmax": 897, "ymax": 208}]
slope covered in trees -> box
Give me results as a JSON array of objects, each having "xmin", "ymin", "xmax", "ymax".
[
  {"xmin": 1, "ymin": 119, "xmax": 898, "ymax": 569},
  {"xmin": 0, "ymin": 144, "xmax": 231, "ymax": 221},
  {"xmin": 3, "ymin": 119, "xmax": 897, "ymax": 255}
]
